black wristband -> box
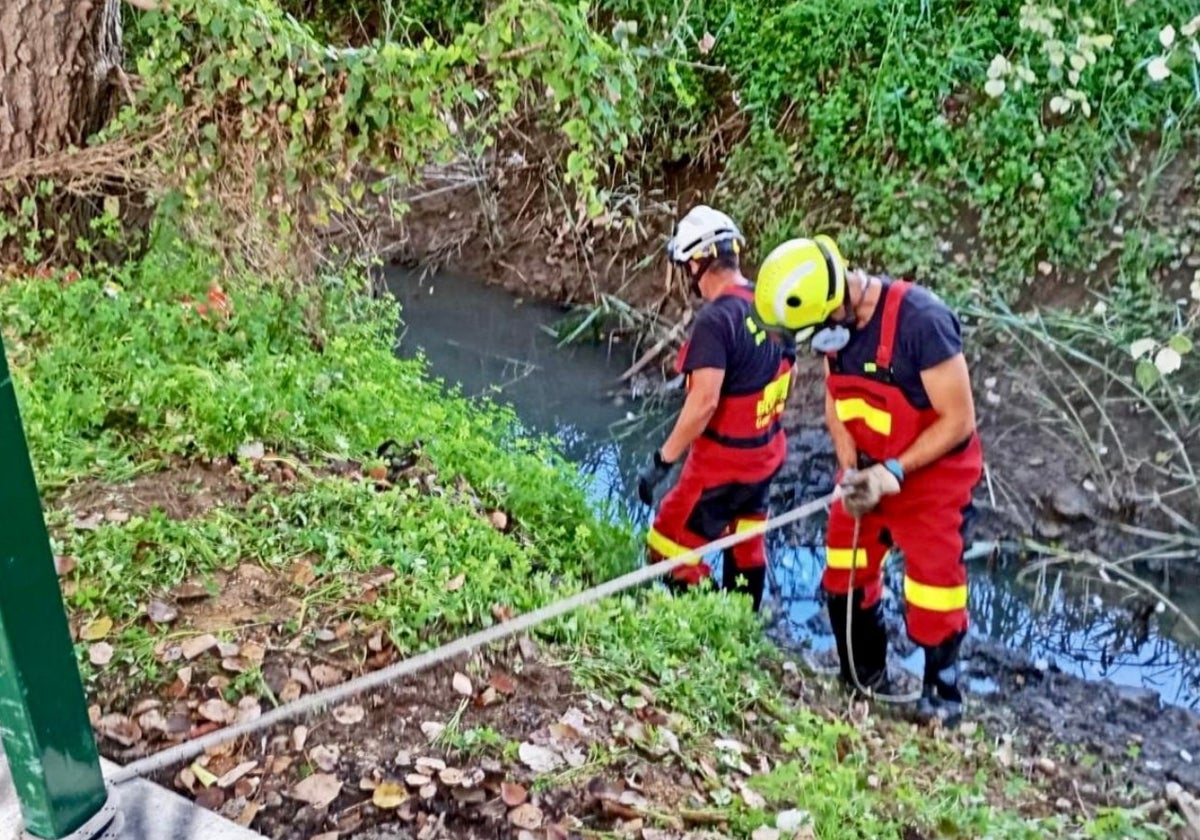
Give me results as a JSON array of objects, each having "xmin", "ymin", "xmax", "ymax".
[{"xmin": 654, "ymin": 450, "xmax": 672, "ymax": 468}]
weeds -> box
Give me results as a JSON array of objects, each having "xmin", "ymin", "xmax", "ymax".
[{"xmin": 2, "ymin": 225, "xmax": 1179, "ymax": 836}]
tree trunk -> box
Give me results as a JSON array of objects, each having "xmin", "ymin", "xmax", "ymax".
[{"xmin": 0, "ymin": 0, "xmax": 122, "ymax": 168}]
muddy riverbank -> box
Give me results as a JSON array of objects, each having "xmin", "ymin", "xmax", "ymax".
[{"xmin": 387, "ymin": 268, "xmax": 1200, "ymax": 807}]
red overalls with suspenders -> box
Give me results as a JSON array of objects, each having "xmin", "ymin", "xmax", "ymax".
[
  {"xmin": 822, "ymin": 281, "xmax": 983, "ymax": 646},
  {"xmin": 647, "ymin": 285, "xmax": 793, "ymax": 585}
]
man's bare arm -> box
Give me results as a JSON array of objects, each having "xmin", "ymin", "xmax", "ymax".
[
  {"xmin": 896, "ymin": 353, "xmax": 976, "ymax": 476},
  {"xmin": 660, "ymin": 367, "xmax": 724, "ymax": 463}
]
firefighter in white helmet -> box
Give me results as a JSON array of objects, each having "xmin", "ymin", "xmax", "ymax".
[{"xmin": 636, "ymin": 205, "xmax": 796, "ymax": 612}]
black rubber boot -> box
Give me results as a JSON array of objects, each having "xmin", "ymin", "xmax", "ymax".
[
  {"xmin": 826, "ymin": 590, "xmax": 890, "ymax": 696},
  {"xmin": 914, "ymin": 631, "xmax": 966, "ymax": 728},
  {"xmin": 721, "ymin": 551, "xmax": 766, "ymax": 612}
]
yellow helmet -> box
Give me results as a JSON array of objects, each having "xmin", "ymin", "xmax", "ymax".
[{"xmin": 753, "ymin": 235, "xmax": 848, "ymax": 333}]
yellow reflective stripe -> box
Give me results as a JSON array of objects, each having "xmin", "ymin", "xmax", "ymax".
[
  {"xmin": 835, "ymin": 397, "xmax": 892, "ymax": 436},
  {"xmin": 904, "ymin": 576, "xmax": 968, "ymax": 612},
  {"xmin": 647, "ymin": 527, "xmax": 703, "ymax": 565},
  {"xmin": 735, "ymin": 518, "xmax": 765, "ymax": 534},
  {"xmin": 755, "ymin": 371, "xmax": 793, "ymax": 429},
  {"xmin": 826, "ymin": 547, "xmax": 868, "ymax": 569}
]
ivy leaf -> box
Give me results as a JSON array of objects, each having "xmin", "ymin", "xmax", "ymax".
[
  {"xmin": 1168, "ymin": 334, "xmax": 1194, "ymax": 355},
  {"xmin": 1135, "ymin": 360, "xmax": 1160, "ymax": 391}
]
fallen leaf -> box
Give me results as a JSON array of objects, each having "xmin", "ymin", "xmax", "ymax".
[
  {"xmin": 146, "ymin": 600, "xmax": 179, "ymax": 625},
  {"xmin": 191, "ymin": 762, "xmax": 219, "ymax": 788},
  {"xmin": 293, "ymin": 726, "xmax": 309, "ymax": 751},
  {"xmin": 333, "ymin": 704, "xmax": 365, "ymax": 726},
  {"xmin": 501, "ymin": 782, "xmax": 528, "ymax": 807},
  {"xmin": 438, "ymin": 768, "xmax": 464, "ymax": 786},
  {"xmin": 361, "ymin": 567, "xmax": 397, "ymax": 589},
  {"xmin": 421, "ymin": 721, "xmax": 445, "ymax": 742},
  {"xmin": 54, "ymin": 555, "xmax": 77, "ymax": 576},
  {"xmin": 96, "ymin": 714, "xmax": 141, "ymax": 747},
  {"xmin": 217, "ymin": 761, "xmax": 258, "ymax": 789},
  {"xmin": 235, "ymin": 697, "xmax": 261, "ymax": 724},
  {"xmin": 489, "ymin": 672, "xmax": 516, "ymax": 695},
  {"xmin": 419, "ymin": 783, "xmax": 437, "ymax": 800},
  {"xmin": 549, "ymin": 723, "xmax": 581, "ymax": 743},
  {"xmin": 291, "ymin": 773, "xmax": 342, "ymax": 809},
  {"xmin": 452, "ymin": 787, "xmax": 487, "ymax": 804},
  {"xmin": 89, "ymin": 642, "xmax": 114, "ymax": 667},
  {"xmin": 446, "ymin": 574, "xmax": 465, "ymax": 592},
  {"xmin": 222, "ymin": 658, "xmax": 249, "ymax": 674},
  {"xmin": 235, "ymin": 801, "xmax": 261, "ymax": 828},
  {"xmin": 776, "ymin": 809, "xmax": 813, "ymax": 835},
  {"xmin": 81, "ymin": 617, "xmax": 113, "ymax": 641},
  {"xmin": 106, "ymin": 509, "xmax": 130, "ymax": 524},
  {"xmin": 738, "ymin": 781, "xmax": 767, "ymax": 810},
  {"xmin": 415, "ymin": 757, "xmax": 446, "ymax": 773},
  {"xmin": 698, "ymin": 31, "xmax": 716, "ymax": 54},
  {"xmin": 478, "ymin": 687, "xmax": 500, "ymax": 707},
  {"xmin": 373, "ymin": 782, "xmax": 407, "ymax": 810},
  {"xmin": 509, "ymin": 803, "xmax": 543, "ymax": 830},
  {"xmin": 452, "ymin": 672, "xmax": 473, "ymax": 697},
  {"xmin": 406, "ymin": 773, "xmax": 432, "ymax": 787},
  {"xmin": 181, "ymin": 634, "xmax": 219, "ymax": 660},
  {"xmin": 241, "ymin": 642, "xmax": 266, "ymax": 666},
  {"xmin": 291, "ymin": 561, "xmax": 317, "ymax": 588},
  {"xmin": 489, "ymin": 510, "xmax": 509, "ymax": 531},
  {"xmin": 73, "ymin": 511, "xmax": 104, "ymax": 531},
  {"xmin": 751, "ymin": 828, "xmax": 781, "ymax": 840},
  {"xmin": 194, "ymin": 787, "xmax": 225, "ymax": 811},
  {"xmin": 518, "ymin": 742, "xmax": 562, "ymax": 773},
  {"xmin": 311, "ymin": 744, "xmax": 340, "ymax": 772},
  {"xmin": 167, "ymin": 667, "xmax": 193, "ymax": 699},
  {"xmin": 311, "ymin": 665, "xmax": 345, "ymax": 687},
  {"xmin": 217, "ymin": 642, "xmax": 241, "ymax": 658},
  {"xmin": 172, "ymin": 581, "xmax": 210, "ymax": 602},
  {"xmin": 138, "ymin": 708, "xmax": 167, "ymax": 733},
  {"xmin": 198, "ymin": 699, "xmax": 234, "ymax": 724},
  {"xmin": 714, "ymin": 738, "xmax": 749, "ymax": 754},
  {"xmin": 492, "ymin": 604, "xmax": 514, "ymax": 622},
  {"xmin": 279, "ymin": 681, "xmax": 303, "ymax": 703}
]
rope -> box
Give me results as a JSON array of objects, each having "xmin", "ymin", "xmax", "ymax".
[
  {"xmin": 107, "ymin": 492, "xmax": 836, "ymax": 786},
  {"xmin": 842, "ymin": 515, "xmax": 922, "ymax": 704}
]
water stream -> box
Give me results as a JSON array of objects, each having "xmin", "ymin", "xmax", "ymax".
[{"xmin": 388, "ymin": 269, "xmax": 1200, "ymax": 710}]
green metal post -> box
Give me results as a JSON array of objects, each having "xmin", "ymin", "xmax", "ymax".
[{"xmin": 0, "ymin": 334, "xmax": 107, "ymax": 837}]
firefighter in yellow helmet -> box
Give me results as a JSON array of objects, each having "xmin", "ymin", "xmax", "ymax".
[{"xmin": 753, "ymin": 236, "xmax": 983, "ymax": 728}]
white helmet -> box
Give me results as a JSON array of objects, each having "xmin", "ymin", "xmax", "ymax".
[{"xmin": 666, "ymin": 205, "xmax": 745, "ymax": 265}]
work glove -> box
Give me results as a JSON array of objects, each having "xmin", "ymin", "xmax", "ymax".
[
  {"xmin": 839, "ymin": 461, "xmax": 902, "ymax": 518},
  {"xmin": 637, "ymin": 450, "xmax": 674, "ymax": 506}
]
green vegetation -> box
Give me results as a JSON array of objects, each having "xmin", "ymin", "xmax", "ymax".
[
  {"xmin": 3, "ymin": 0, "xmax": 1197, "ymax": 835},
  {"xmin": 1, "ymin": 225, "xmax": 1178, "ymax": 837}
]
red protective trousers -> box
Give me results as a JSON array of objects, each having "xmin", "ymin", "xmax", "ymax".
[
  {"xmin": 647, "ymin": 286, "xmax": 792, "ymax": 585},
  {"xmin": 822, "ymin": 281, "xmax": 983, "ymax": 647}
]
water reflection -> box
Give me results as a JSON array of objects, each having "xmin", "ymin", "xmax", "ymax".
[{"xmin": 386, "ymin": 269, "xmax": 1200, "ymax": 710}]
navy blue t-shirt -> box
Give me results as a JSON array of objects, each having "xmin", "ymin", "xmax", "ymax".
[
  {"xmin": 833, "ymin": 279, "xmax": 962, "ymax": 409},
  {"xmin": 682, "ymin": 288, "xmax": 795, "ymax": 396}
]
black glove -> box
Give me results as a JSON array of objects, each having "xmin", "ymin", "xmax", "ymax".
[{"xmin": 637, "ymin": 450, "xmax": 674, "ymax": 506}]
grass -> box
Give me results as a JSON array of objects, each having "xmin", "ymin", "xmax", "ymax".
[{"xmin": 1, "ymin": 226, "xmax": 1182, "ymax": 837}]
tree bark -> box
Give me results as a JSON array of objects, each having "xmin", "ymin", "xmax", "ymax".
[{"xmin": 0, "ymin": 0, "xmax": 122, "ymax": 168}]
